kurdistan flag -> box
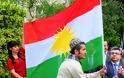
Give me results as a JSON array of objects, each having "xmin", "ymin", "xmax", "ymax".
[{"xmin": 24, "ymin": 0, "xmax": 104, "ymax": 78}]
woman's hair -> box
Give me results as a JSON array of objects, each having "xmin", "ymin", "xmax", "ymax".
[{"xmin": 7, "ymin": 41, "xmax": 22, "ymax": 64}]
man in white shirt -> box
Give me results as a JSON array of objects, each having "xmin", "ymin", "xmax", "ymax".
[{"xmin": 57, "ymin": 38, "xmax": 106, "ymax": 78}]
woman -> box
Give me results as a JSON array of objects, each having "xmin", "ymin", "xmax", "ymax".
[{"xmin": 7, "ymin": 41, "xmax": 26, "ymax": 78}]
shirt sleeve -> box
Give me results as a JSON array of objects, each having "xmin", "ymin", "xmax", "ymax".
[
  {"xmin": 7, "ymin": 58, "xmax": 14, "ymax": 71},
  {"xmin": 69, "ymin": 60, "xmax": 101, "ymax": 78},
  {"xmin": 81, "ymin": 71, "xmax": 101, "ymax": 78}
]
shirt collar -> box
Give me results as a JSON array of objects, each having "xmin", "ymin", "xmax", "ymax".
[
  {"xmin": 68, "ymin": 54, "xmax": 79, "ymax": 62},
  {"xmin": 111, "ymin": 61, "xmax": 120, "ymax": 66}
]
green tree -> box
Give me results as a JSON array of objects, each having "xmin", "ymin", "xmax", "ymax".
[
  {"xmin": 0, "ymin": 0, "xmax": 26, "ymax": 77},
  {"xmin": 102, "ymin": 0, "xmax": 124, "ymax": 48},
  {"xmin": 0, "ymin": 1, "xmax": 26, "ymax": 47},
  {"xmin": 26, "ymin": 0, "xmax": 73, "ymax": 21}
]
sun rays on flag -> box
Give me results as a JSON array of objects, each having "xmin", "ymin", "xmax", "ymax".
[{"xmin": 50, "ymin": 25, "xmax": 75, "ymax": 55}]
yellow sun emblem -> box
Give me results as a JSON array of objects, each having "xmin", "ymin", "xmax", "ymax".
[{"xmin": 50, "ymin": 25, "xmax": 75, "ymax": 55}]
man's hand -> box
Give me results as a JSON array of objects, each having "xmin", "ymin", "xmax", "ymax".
[
  {"xmin": 118, "ymin": 66, "xmax": 124, "ymax": 76},
  {"xmin": 99, "ymin": 66, "xmax": 107, "ymax": 75},
  {"xmin": 112, "ymin": 75, "xmax": 118, "ymax": 78}
]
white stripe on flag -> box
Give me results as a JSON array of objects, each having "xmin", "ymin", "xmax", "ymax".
[
  {"xmin": 68, "ymin": 5, "xmax": 103, "ymax": 43},
  {"xmin": 25, "ymin": 37, "xmax": 56, "ymax": 68}
]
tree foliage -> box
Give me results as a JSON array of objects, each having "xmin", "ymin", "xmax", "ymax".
[
  {"xmin": 0, "ymin": 0, "xmax": 26, "ymax": 77},
  {"xmin": 26, "ymin": 0, "xmax": 68, "ymax": 21},
  {"xmin": 0, "ymin": 1, "xmax": 26, "ymax": 48},
  {"xmin": 0, "ymin": 1, "xmax": 26, "ymax": 29},
  {"xmin": 102, "ymin": 0, "xmax": 124, "ymax": 47}
]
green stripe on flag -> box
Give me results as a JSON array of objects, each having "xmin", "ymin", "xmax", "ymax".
[
  {"xmin": 27, "ymin": 54, "xmax": 66, "ymax": 78},
  {"xmin": 27, "ymin": 36, "xmax": 103, "ymax": 78},
  {"xmin": 81, "ymin": 36, "xmax": 103, "ymax": 71}
]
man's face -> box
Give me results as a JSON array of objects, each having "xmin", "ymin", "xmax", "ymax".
[
  {"xmin": 77, "ymin": 44, "xmax": 86, "ymax": 59},
  {"xmin": 104, "ymin": 41, "xmax": 108, "ymax": 52},
  {"xmin": 110, "ymin": 50, "xmax": 121, "ymax": 62}
]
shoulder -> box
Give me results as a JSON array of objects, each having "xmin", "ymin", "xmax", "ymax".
[
  {"xmin": 7, "ymin": 58, "xmax": 14, "ymax": 70},
  {"xmin": 64, "ymin": 59, "xmax": 80, "ymax": 65},
  {"xmin": 106, "ymin": 61, "xmax": 113, "ymax": 69},
  {"xmin": 106, "ymin": 61, "xmax": 112, "ymax": 65},
  {"xmin": 60, "ymin": 59, "xmax": 82, "ymax": 71}
]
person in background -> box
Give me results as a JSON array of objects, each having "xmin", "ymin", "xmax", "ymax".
[
  {"xmin": 104, "ymin": 41, "xmax": 110, "ymax": 63},
  {"xmin": 7, "ymin": 41, "xmax": 26, "ymax": 78},
  {"xmin": 57, "ymin": 38, "xmax": 106, "ymax": 78},
  {"xmin": 104, "ymin": 47, "xmax": 124, "ymax": 78}
]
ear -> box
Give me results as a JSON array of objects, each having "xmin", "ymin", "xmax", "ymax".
[{"xmin": 74, "ymin": 49, "xmax": 79, "ymax": 55}]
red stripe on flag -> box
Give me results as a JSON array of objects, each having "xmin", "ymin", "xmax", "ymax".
[{"xmin": 24, "ymin": 0, "xmax": 100, "ymax": 44}]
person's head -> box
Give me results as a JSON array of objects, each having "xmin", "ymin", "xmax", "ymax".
[
  {"xmin": 7, "ymin": 41, "xmax": 20, "ymax": 55},
  {"xmin": 70, "ymin": 38, "xmax": 86, "ymax": 60},
  {"xmin": 0, "ymin": 46, "xmax": 2, "ymax": 53},
  {"xmin": 104, "ymin": 41, "xmax": 109, "ymax": 53},
  {"xmin": 110, "ymin": 46, "xmax": 121, "ymax": 63}
]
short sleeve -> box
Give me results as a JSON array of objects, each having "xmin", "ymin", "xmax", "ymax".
[{"xmin": 7, "ymin": 58, "xmax": 14, "ymax": 71}]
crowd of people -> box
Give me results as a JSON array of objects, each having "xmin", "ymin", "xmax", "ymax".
[
  {"xmin": 103, "ymin": 41, "xmax": 124, "ymax": 78},
  {"xmin": 0, "ymin": 39, "xmax": 124, "ymax": 78}
]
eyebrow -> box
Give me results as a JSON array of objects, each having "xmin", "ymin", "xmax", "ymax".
[{"xmin": 110, "ymin": 52, "xmax": 121, "ymax": 54}]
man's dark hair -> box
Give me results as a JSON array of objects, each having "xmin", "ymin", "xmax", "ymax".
[
  {"xmin": 70, "ymin": 42, "xmax": 85, "ymax": 54},
  {"xmin": 110, "ymin": 46, "xmax": 120, "ymax": 51}
]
